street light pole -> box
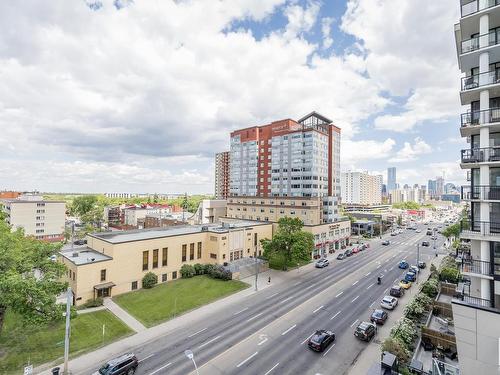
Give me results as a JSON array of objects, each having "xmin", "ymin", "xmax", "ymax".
[
  {"xmin": 63, "ymin": 287, "xmax": 72, "ymax": 375},
  {"xmin": 416, "ymin": 244, "xmax": 420, "ymax": 284},
  {"xmin": 184, "ymin": 350, "xmax": 200, "ymax": 375}
]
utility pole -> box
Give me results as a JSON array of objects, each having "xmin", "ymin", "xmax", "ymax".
[
  {"xmin": 416, "ymin": 243, "xmax": 420, "ymax": 284},
  {"xmin": 63, "ymin": 287, "xmax": 72, "ymax": 375},
  {"xmin": 254, "ymin": 248, "xmax": 258, "ymax": 292}
]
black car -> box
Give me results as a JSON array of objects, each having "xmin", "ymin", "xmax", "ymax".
[
  {"xmin": 308, "ymin": 330, "xmax": 336, "ymax": 352},
  {"xmin": 382, "ymin": 240, "xmax": 390, "ymax": 246},
  {"xmin": 418, "ymin": 261, "xmax": 427, "ymax": 269},
  {"xmin": 370, "ymin": 309, "xmax": 388, "ymax": 325},
  {"xmin": 354, "ymin": 321, "xmax": 376, "ymax": 341},
  {"xmin": 345, "ymin": 249, "xmax": 353, "ymax": 257},
  {"xmin": 421, "ymin": 241, "xmax": 430, "ymax": 247},
  {"xmin": 74, "ymin": 239, "xmax": 87, "ymax": 245},
  {"xmin": 337, "ymin": 253, "xmax": 346, "ymax": 260},
  {"xmin": 390, "ymin": 285, "xmax": 405, "ymax": 298},
  {"xmin": 95, "ymin": 353, "xmax": 138, "ymax": 375}
]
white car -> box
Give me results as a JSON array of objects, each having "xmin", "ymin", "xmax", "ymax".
[
  {"xmin": 415, "ymin": 229, "xmax": 421, "ymax": 233},
  {"xmin": 380, "ymin": 296, "xmax": 398, "ymax": 310}
]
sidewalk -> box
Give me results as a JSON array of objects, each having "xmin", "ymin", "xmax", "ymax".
[
  {"xmin": 103, "ymin": 298, "xmax": 146, "ymax": 333},
  {"xmin": 347, "ymin": 252, "xmax": 445, "ymax": 374}
]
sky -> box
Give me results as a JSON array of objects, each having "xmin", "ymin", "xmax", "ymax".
[{"xmin": 0, "ymin": 0, "xmax": 465, "ymax": 194}]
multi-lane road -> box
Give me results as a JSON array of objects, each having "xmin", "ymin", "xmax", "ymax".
[{"xmin": 89, "ymin": 225, "xmax": 446, "ymax": 375}]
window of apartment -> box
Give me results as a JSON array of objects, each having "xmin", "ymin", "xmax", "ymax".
[
  {"xmin": 197, "ymin": 242, "xmax": 202, "ymax": 259},
  {"xmin": 210, "ymin": 253, "xmax": 217, "ymax": 259},
  {"xmin": 100, "ymin": 269, "xmax": 106, "ymax": 282},
  {"xmin": 162, "ymin": 247, "xmax": 168, "ymax": 266},
  {"xmin": 131, "ymin": 281, "xmax": 138, "ymax": 290},
  {"xmin": 142, "ymin": 251, "xmax": 149, "ymax": 271},
  {"xmin": 190, "ymin": 243, "xmax": 195, "ymax": 260},
  {"xmin": 182, "ymin": 244, "xmax": 187, "ymax": 262},
  {"xmin": 73, "ymin": 272, "xmax": 75, "ymax": 281},
  {"xmin": 172, "ymin": 271, "xmax": 177, "ymax": 279},
  {"xmin": 162, "ymin": 273, "xmax": 168, "ymax": 282},
  {"xmin": 152, "ymin": 249, "xmax": 158, "ymax": 268}
]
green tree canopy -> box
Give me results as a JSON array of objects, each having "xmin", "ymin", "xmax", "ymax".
[
  {"xmin": 261, "ymin": 217, "xmax": 314, "ymax": 270},
  {"xmin": 0, "ymin": 219, "xmax": 67, "ymax": 335},
  {"xmin": 392, "ymin": 201, "xmax": 421, "ymax": 210},
  {"xmin": 442, "ymin": 223, "xmax": 460, "ymax": 239},
  {"xmin": 70, "ymin": 195, "xmax": 98, "ymax": 216}
]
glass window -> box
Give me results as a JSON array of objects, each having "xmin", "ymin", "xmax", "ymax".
[
  {"xmin": 162, "ymin": 247, "xmax": 168, "ymax": 266},
  {"xmin": 190, "ymin": 243, "xmax": 195, "ymax": 260},
  {"xmin": 490, "ymin": 168, "xmax": 500, "ymax": 186},
  {"xmin": 131, "ymin": 281, "xmax": 138, "ymax": 290},
  {"xmin": 142, "ymin": 251, "xmax": 149, "ymax": 271},
  {"xmin": 172, "ymin": 271, "xmax": 177, "ymax": 279},
  {"xmin": 182, "ymin": 245, "xmax": 187, "ymax": 262},
  {"xmin": 153, "ymin": 249, "xmax": 158, "ymax": 268},
  {"xmin": 162, "ymin": 273, "xmax": 168, "ymax": 282},
  {"xmin": 100, "ymin": 269, "xmax": 106, "ymax": 282},
  {"xmin": 197, "ymin": 242, "xmax": 202, "ymax": 259}
]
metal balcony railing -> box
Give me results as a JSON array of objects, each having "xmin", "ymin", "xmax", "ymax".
[
  {"xmin": 461, "ymin": 185, "xmax": 500, "ymax": 200},
  {"xmin": 461, "ymin": 31, "xmax": 500, "ymax": 54},
  {"xmin": 461, "ymin": 107, "xmax": 500, "ymax": 127},
  {"xmin": 461, "ymin": 0, "xmax": 500, "ymax": 17},
  {"xmin": 461, "ymin": 218, "xmax": 500, "ymax": 236},
  {"xmin": 461, "ymin": 147, "xmax": 500, "ymax": 163},
  {"xmin": 461, "ymin": 70, "xmax": 500, "ymax": 91},
  {"xmin": 460, "ymin": 257, "xmax": 493, "ymax": 276},
  {"xmin": 462, "ymin": 294, "xmax": 492, "ymax": 308}
]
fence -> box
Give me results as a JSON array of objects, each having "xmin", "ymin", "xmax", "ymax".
[
  {"xmin": 421, "ymin": 327, "xmax": 457, "ymax": 351},
  {"xmin": 433, "ymin": 301, "xmax": 454, "ymax": 319}
]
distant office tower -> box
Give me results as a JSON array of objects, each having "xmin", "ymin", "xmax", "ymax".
[
  {"xmin": 427, "ymin": 179, "xmax": 437, "ymax": 198},
  {"xmin": 215, "ymin": 151, "xmax": 230, "ymax": 199},
  {"xmin": 435, "ymin": 176, "xmax": 444, "ymax": 197},
  {"xmin": 387, "ymin": 167, "xmax": 396, "ymax": 191},
  {"xmin": 341, "ymin": 171, "xmax": 382, "ymax": 205}
]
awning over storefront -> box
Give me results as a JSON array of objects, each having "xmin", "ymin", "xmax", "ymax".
[{"xmin": 93, "ymin": 282, "xmax": 116, "ymax": 290}]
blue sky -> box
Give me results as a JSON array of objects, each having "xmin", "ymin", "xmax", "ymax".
[{"xmin": 0, "ymin": 0, "xmax": 463, "ymax": 193}]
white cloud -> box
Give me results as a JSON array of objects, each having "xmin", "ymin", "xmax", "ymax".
[
  {"xmin": 389, "ymin": 137, "xmax": 431, "ymax": 163},
  {"xmin": 283, "ymin": 0, "xmax": 321, "ymax": 40},
  {"xmin": 342, "ymin": 138, "xmax": 396, "ymax": 167},
  {"xmin": 321, "ymin": 17, "xmax": 334, "ymax": 49}
]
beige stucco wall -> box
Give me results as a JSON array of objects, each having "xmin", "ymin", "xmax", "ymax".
[{"xmin": 5, "ymin": 201, "xmax": 65, "ymax": 239}]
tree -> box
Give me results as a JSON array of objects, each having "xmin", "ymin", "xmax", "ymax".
[
  {"xmin": 261, "ymin": 217, "xmax": 313, "ymax": 270},
  {"xmin": 71, "ymin": 195, "xmax": 98, "ymax": 217},
  {"xmin": 381, "ymin": 337, "xmax": 411, "ymax": 365},
  {"xmin": 0, "ymin": 219, "xmax": 67, "ymax": 335},
  {"xmin": 442, "ymin": 223, "xmax": 460, "ymax": 239},
  {"xmin": 142, "ymin": 272, "xmax": 158, "ymax": 289}
]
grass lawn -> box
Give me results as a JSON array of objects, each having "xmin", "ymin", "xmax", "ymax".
[
  {"xmin": 0, "ymin": 310, "xmax": 133, "ymax": 375},
  {"xmin": 267, "ymin": 255, "xmax": 311, "ymax": 271},
  {"xmin": 114, "ymin": 275, "xmax": 249, "ymax": 327}
]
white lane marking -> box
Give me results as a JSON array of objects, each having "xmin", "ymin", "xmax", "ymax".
[
  {"xmin": 305, "ymin": 284, "xmax": 315, "ymax": 290},
  {"xmin": 199, "ymin": 335, "xmax": 222, "ymax": 349},
  {"xmin": 394, "ymin": 277, "xmax": 399, "ymax": 283},
  {"xmin": 377, "ymin": 264, "xmax": 381, "ymax": 268},
  {"xmin": 352, "ymin": 280, "xmax": 359, "ymax": 286},
  {"xmin": 330, "ymin": 311, "xmax": 341, "ymax": 320},
  {"xmin": 280, "ymin": 296, "xmax": 294, "ymax": 304},
  {"xmin": 313, "ymin": 305, "xmax": 324, "ymax": 313},
  {"xmin": 264, "ymin": 362, "xmax": 280, "ymax": 375},
  {"xmin": 335, "ymin": 291, "xmax": 344, "ymax": 298},
  {"xmin": 366, "ymin": 283, "xmax": 374, "ymax": 290},
  {"xmin": 246, "ymin": 312, "xmax": 264, "ymax": 322},
  {"xmin": 351, "ymin": 296, "xmax": 359, "ymax": 303},
  {"xmin": 265, "ymin": 292, "xmax": 279, "ymax": 300},
  {"xmin": 350, "ymin": 319, "xmax": 359, "ymax": 327},
  {"xmin": 380, "ymin": 274, "xmax": 385, "ymax": 278},
  {"xmin": 370, "ymin": 300, "xmax": 377, "ymax": 308},
  {"xmin": 138, "ymin": 354, "xmax": 154, "ymax": 363},
  {"xmin": 188, "ymin": 327, "xmax": 207, "ymax": 338},
  {"xmin": 389, "ymin": 267, "xmax": 394, "ymax": 271},
  {"xmin": 281, "ymin": 324, "xmax": 297, "ymax": 336},
  {"xmin": 257, "ymin": 337, "xmax": 268, "ymax": 346},
  {"xmin": 384, "ymin": 288, "xmax": 389, "ymax": 293},
  {"xmin": 323, "ymin": 343, "xmax": 336, "ymax": 357},
  {"xmin": 301, "ymin": 333, "xmax": 314, "ymax": 345},
  {"xmin": 392, "ymin": 255, "xmax": 397, "ymax": 258},
  {"xmin": 293, "ymin": 281, "xmax": 301, "ymax": 286},
  {"xmin": 385, "ymin": 259, "xmax": 390, "ymax": 263},
  {"xmin": 236, "ymin": 351, "xmax": 258, "ymax": 368},
  {"xmin": 233, "ymin": 307, "xmax": 249, "ymax": 316},
  {"xmin": 365, "ymin": 272, "xmax": 371, "ymax": 276},
  {"xmin": 148, "ymin": 363, "xmax": 172, "ymax": 375}
]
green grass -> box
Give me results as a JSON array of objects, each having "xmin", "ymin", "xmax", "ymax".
[
  {"xmin": 114, "ymin": 275, "xmax": 249, "ymax": 327},
  {"xmin": 0, "ymin": 310, "xmax": 133, "ymax": 375},
  {"xmin": 267, "ymin": 254, "xmax": 311, "ymax": 271}
]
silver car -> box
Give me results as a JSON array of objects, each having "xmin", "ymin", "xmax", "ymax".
[{"xmin": 380, "ymin": 296, "xmax": 398, "ymax": 310}]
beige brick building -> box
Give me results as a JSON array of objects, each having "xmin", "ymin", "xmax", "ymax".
[{"xmin": 59, "ymin": 220, "xmax": 272, "ymax": 305}]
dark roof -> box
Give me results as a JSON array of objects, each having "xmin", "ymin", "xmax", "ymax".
[{"xmin": 297, "ymin": 111, "xmax": 333, "ymax": 124}]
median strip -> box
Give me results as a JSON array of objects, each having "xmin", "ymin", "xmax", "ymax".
[{"xmin": 236, "ymin": 351, "xmax": 258, "ymax": 368}]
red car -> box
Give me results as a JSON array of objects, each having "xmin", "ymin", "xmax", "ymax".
[{"xmin": 352, "ymin": 247, "xmax": 360, "ymax": 254}]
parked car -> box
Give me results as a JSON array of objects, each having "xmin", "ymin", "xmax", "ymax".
[
  {"xmin": 418, "ymin": 261, "xmax": 427, "ymax": 269},
  {"xmin": 390, "ymin": 232, "xmax": 397, "ymax": 236},
  {"xmin": 94, "ymin": 353, "xmax": 138, "ymax": 375},
  {"xmin": 431, "ymin": 236, "xmax": 438, "ymax": 240},
  {"xmin": 426, "ymin": 231, "xmax": 432, "ymax": 235},
  {"xmin": 308, "ymin": 330, "xmax": 336, "ymax": 352},
  {"xmin": 352, "ymin": 247, "xmax": 360, "ymax": 254},
  {"xmin": 380, "ymin": 296, "xmax": 398, "ymax": 310},
  {"xmin": 390, "ymin": 285, "xmax": 405, "ymax": 298},
  {"xmin": 345, "ymin": 249, "xmax": 353, "ymax": 257},
  {"xmin": 370, "ymin": 309, "xmax": 388, "ymax": 325},
  {"xmin": 405, "ymin": 272, "xmax": 416, "ymax": 282},
  {"xmin": 409, "ymin": 265, "xmax": 419, "ymax": 274},
  {"xmin": 382, "ymin": 240, "xmax": 390, "ymax": 246},
  {"xmin": 398, "ymin": 260, "xmax": 409, "ymax": 269},
  {"xmin": 354, "ymin": 321, "xmax": 377, "ymax": 341},
  {"xmin": 74, "ymin": 239, "xmax": 87, "ymax": 245},
  {"xmin": 315, "ymin": 259, "xmax": 329, "ymax": 268},
  {"xmin": 421, "ymin": 241, "xmax": 430, "ymax": 247},
  {"xmin": 399, "ymin": 279, "xmax": 412, "ymax": 289},
  {"xmin": 337, "ymin": 253, "xmax": 346, "ymax": 260}
]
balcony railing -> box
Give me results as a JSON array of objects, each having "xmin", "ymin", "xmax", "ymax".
[
  {"xmin": 461, "ymin": 147, "xmax": 500, "ymax": 163},
  {"xmin": 461, "ymin": 0, "xmax": 500, "ymax": 17},
  {"xmin": 461, "ymin": 31, "xmax": 500, "ymax": 54},
  {"xmin": 460, "ymin": 257, "xmax": 493, "ymax": 276},
  {"xmin": 461, "ymin": 218, "xmax": 500, "ymax": 236},
  {"xmin": 461, "ymin": 107, "xmax": 500, "ymax": 127},
  {"xmin": 461, "ymin": 294, "xmax": 492, "ymax": 308},
  {"xmin": 461, "ymin": 185, "xmax": 500, "ymax": 200},
  {"xmin": 461, "ymin": 70, "xmax": 500, "ymax": 91}
]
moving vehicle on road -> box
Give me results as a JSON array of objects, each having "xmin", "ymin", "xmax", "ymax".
[
  {"xmin": 315, "ymin": 259, "xmax": 329, "ymax": 268},
  {"xmin": 345, "ymin": 249, "xmax": 353, "ymax": 257},
  {"xmin": 354, "ymin": 321, "xmax": 377, "ymax": 341},
  {"xmin": 390, "ymin": 232, "xmax": 397, "ymax": 236},
  {"xmin": 405, "ymin": 272, "xmax": 416, "ymax": 282},
  {"xmin": 418, "ymin": 261, "xmax": 427, "ymax": 269},
  {"xmin": 398, "ymin": 260, "xmax": 409, "ymax": 269},
  {"xmin": 94, "ymin": 353, "xmax": 138, "ymax": 375},
  {"xmin": 400, "ymin": 279, "xmax": 412, "ymax": 289},
  {"xmin": 390, "ymin": 285, "xmax": 405, "ymax": 298},
  {"xmin": 431, "ymin": 236, "xmax": 438, "ymax": 240},
  {"xmin": 426, "ymin": 230, "xmax": 432, "ymax": 235},
  {"xmin": 382, "ymin": 240, "xmax": 390, "ymax": 246},
  {"xmin": 380, "ymin": 296, "xmax": 398, "ymax": 310},
  {"xmin": 308, "ymin": 330, "xmax": 336, "ymax": 352},
  {"xmin": 421, "ymin": 241, "xmax": 430, "ymax": 247},
  {"xmin": 415, "ymin": 229, "xmax": 421, "ymax": 233},
  {"xmin": 370, "ymin": 309, "xmax": 388, "ymax": 325},
  {"xmin": 336, "ymin": 253, "xmax": 346, "ymax": 260}
]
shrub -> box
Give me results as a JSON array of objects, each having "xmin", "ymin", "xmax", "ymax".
[
  {"xmin": 203, "ymin": 263, "xmax": 216, "ymax": 275},
  {"xmin": 439, "ymin": 267, "xmax": 460, "ymax": 284},
  {"xmin": 430, "ymin": 264, "xmax": 438, "ymax": 278},
  {"xmin": 414, "ymin": 293, "xmax": 433, "ymax": 308},
  {"xmin": 390, "ymin": 317, "xmax": 417, "ymax": 350},
  {"xmin": 381, "ymin": 337, "xmax": 411, "ymax": 365},
  {"xmin": 142, "ymin": 272, "xmax": 158, "ymax": 289},
  {"xmin": 404, "ymin": 299, "xmax": 427, "ymax": 321},
  {"xmin": 180, "ymin": 264, "xmax": 196, "ymax": 278},
  {"xmin": 421, "ymin": 278, "xmax": 439, "ymax": 298},
  {"xmin": 83, "ymin": 297, "xmax": 103, "ymax": 308},
  {"xmin": 194, "ymin": 263, "xmax": 204, "ymax": 275}
]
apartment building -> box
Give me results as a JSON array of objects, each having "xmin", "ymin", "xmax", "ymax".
[
  {"xmin": 387, "ymin": 167, "xmax": 397, "ymax": 191},
  {"xmin": 215, "ymin": 151, "xmax": 230, "ymax": 199},
  {"xmin": 1, "ymin": 195, "xmax": 65, "ymax": 242},
  {"xmin": 454, "ymin": 2, "xmax": 500, "ymax": 373},
  {"xmin": 59, "ymin": 220, "xmax": 272, "ymax": 305},
  {"xmin": 191, "ymin": 199, "xmax": 227, "ymax": 225},
  {"xmin": 341, "ymin": 171, "xmax": 383, "ymax": 205},
  {"xmin": 123, "ymin": 205, "xmax": 171, "ymax": 226}
]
